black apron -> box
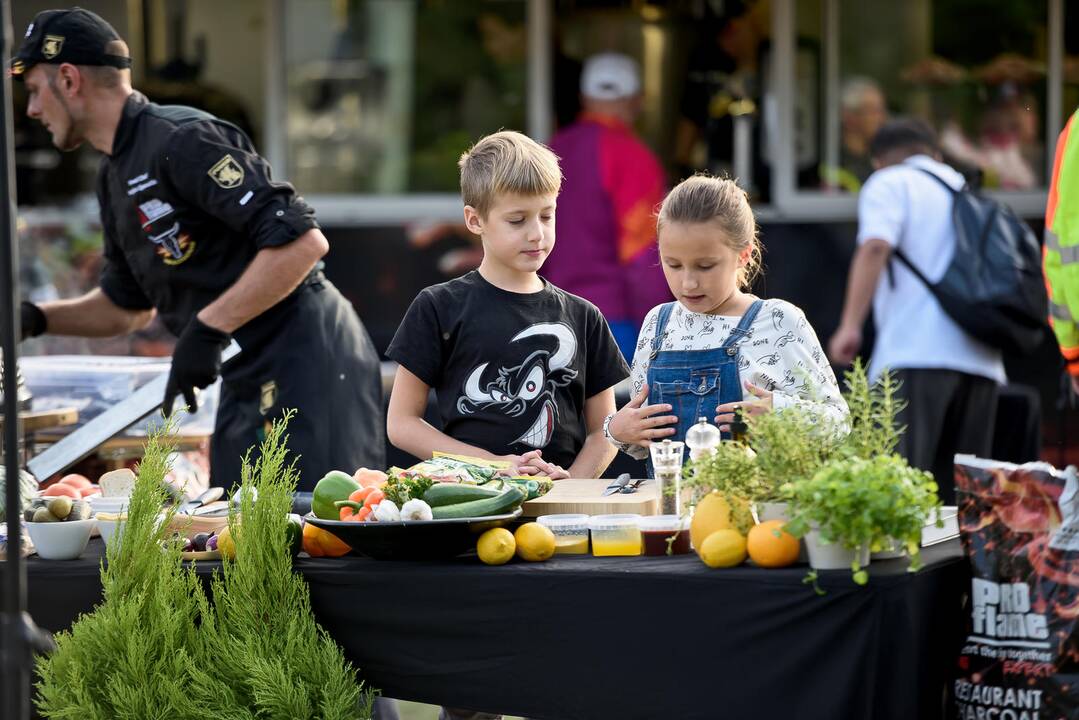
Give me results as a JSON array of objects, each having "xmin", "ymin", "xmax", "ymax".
[{"xmin": 211, "ymin": 272, "xmax": 385, "ymax": 492}]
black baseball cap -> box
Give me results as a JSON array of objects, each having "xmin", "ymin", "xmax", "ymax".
[{"xmin": 10, "ymin": 8, "xmax": 132, "ymax": 77}]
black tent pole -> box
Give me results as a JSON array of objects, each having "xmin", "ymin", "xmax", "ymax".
[{"xmin": 1, "ymin": 2, "xmax": 52, "ymax": 718}]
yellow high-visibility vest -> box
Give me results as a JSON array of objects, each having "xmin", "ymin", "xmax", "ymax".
[{"xmin": 1046, "ymin": 109, "xmax": 1079, "ymax": 379}]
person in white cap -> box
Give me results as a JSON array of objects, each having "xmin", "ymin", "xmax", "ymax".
[{"xmin": 544, "ymin": 52, "xmax": 670, "ymax": 362}]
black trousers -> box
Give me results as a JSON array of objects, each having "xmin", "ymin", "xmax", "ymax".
[
  {"xmin": 894, "ymin": 368, "xmax": 998, "ymax": 505},
  {"xmin": 211, "ymin": 277, "xmax": 385, "ymax": 492}
]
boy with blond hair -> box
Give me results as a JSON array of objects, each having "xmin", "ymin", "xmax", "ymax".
[{"xmin": 387, "ymin": 130, "xmax": 628, "ymax": 481}]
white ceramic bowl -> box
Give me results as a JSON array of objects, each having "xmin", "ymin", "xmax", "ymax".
[
  {"xmin": 89, "ymin": 498, "xmax": 129, "ymax": 516},
  {"xmin": 26, "ymin": 519, "xmax": 95, "ymax": 560},
  {"xmin": 96, "ymin": 515, "xmax": 127, "ymax": 551}
]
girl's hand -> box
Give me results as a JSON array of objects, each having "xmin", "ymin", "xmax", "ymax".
[
  {"xmin": 714, "ymin": 381, "xmax": 773, "ymax": 431},
  {"xmin": 607, "ymin": 384, "xmax": 679, "ymax": 447}
]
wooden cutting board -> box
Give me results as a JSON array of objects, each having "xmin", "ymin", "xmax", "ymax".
[{"xmin": 521, "ymin": 478, "xmax": 659, "ymax": 517}]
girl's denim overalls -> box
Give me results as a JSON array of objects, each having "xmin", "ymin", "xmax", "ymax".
[{"xmin": 645, "ymin": 300, "xmax": 764, "ymax": 473}]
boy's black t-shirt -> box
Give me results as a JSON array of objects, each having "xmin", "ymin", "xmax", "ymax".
[{"xmin": 387, "ymin": 271, "xmax": 630, "ymax": 469}]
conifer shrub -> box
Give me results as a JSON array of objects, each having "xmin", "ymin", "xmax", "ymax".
[{"xmin": 35, "ymin": 413, "xmax": 373, "ymax": 719}]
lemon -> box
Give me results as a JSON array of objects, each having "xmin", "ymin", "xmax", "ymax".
[
  {"xmin": 514, "ymin": 522, "xmax": 556, "ymax": 562},
  {"xmin": 690, "ymin": 491, "xmax": 739, "ymax": 549},
  {"xmin": 477, "ymin": 528, "xmax": 516, "ymax": 565},
  {"xmin": 216, "ymin": 525, "xmax": 237, "ymax": 560},
  {"xmin": 698, "ymin": 529, "xmax": 747, "ymax": 568}
]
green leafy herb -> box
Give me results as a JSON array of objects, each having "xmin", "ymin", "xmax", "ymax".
[
  {"xmin": 840, "ymin": 359, "xmax": 905, "ymax": 459},
  {"xmin": 684, "ymin": 440, "xmax": 762, "ymax": 504},
  {"xmin": 748, "ymin": 405, "xmax": 837, "ymax": 497},
  {"xmin": 383, "ymin": 470, "xmax": 435, "ymax": 506}
]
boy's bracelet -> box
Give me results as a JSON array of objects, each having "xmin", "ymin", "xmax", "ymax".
[{"xmin": 602, "ymin": 412, "xmax": 632, "ymax": 452}]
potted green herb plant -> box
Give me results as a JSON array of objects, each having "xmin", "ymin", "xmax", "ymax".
[
  {"xmin": 837, "ymin": 360, "xmax": 943, "ymax": 560},
  {"xmin": 746, "ymin": 404, "xmax": 837, "ymax": 522},
  {"xmin": 784, "ymin": 454, "xmax": 940, "ymax": 583}
]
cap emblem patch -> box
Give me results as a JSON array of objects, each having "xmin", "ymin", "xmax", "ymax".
[{"xmin": 42, "ymin": 35, "xmax": 64, "ymax": 59}]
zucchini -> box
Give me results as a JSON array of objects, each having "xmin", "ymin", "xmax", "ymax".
[
  {"xmin": 431, "ymin": 486, "xmax": 525, "ymax": 520},
  {"xmin": 423, "ymin": 482, "xmax": 504, "ymax": 507}
]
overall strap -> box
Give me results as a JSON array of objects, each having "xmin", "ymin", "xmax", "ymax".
[
  {"xmin": 720, "ymin": 299, "xmax": 764, "ymax": 348},
  {"xmin": 649, "ymin": 302, "xmax": 677, "ymax": 359}
]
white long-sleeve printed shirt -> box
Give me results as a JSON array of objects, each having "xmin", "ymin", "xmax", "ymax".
[{"xmin": 622, "ymin": 298, "xmax": 849, "ymax": 459}]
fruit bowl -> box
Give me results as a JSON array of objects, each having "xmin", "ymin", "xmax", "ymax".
[{"xmin": 304, "ymin": 510, "xmax": 522, "ymax": 560}]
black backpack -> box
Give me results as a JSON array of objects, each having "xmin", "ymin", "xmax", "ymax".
[{"xmin": 891, "ymin": 168, "xmax": 1048, "ymax": 354}]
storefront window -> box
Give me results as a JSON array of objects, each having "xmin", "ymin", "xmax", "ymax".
[
  {"xmin": 806, "ymin": 0, "xmax": 1049, "ymax": 194},
  {"xmin": 283, "ymin": 0, "xmax": 528, "ymax": 194}
]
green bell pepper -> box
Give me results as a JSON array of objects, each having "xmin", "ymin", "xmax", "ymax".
[{"xmin": 311, "ymin": 471, "xmax": 360, "ymax": 520}]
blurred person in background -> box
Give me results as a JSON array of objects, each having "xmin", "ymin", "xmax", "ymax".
[
  {"xmin": 821, "ymin": 76, "xmax": 888, "ymax": 193},
  {"xmin": 828, "ymin": 119, "xmax": 1004, "ymax": 504},
  {"xmin": 544, "ymin": 52, "xmax": 670, "ymax": 360}
]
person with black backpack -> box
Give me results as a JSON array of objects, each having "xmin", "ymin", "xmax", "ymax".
[{"xmin": 828, "ymin": 118, "xmax": 1024, "ymax": 504}]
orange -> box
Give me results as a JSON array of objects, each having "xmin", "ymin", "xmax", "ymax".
[{"xmin": 746, "ymin": 520, "xmax": 800, "ymax": 568}]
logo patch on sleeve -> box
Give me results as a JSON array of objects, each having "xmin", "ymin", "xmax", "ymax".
[{"xmin": 208, "ymin": 154, "xmax": 244, "ymax": 189}]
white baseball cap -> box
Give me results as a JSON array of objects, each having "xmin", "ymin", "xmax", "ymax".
[{"xmin": 581, "ymin": 52, "xmax": 641, "ymax": 100}]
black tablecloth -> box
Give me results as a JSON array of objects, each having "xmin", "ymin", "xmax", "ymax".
[{"xmin": 8, "ymin": 539, "xmax": 969, "ymax": 720}]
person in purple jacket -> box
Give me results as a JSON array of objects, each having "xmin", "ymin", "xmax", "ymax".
[{"xmin": 545, "ymin": 52, "xmax": 671, "ymax": 360}]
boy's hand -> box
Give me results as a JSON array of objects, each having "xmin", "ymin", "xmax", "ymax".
[
  {"xmin": 714, "ymin": 381, "xmax": 772, "ymax": 431},
  {"xmin": 607, "ymin": 384, "xmax": 678, "ymax": 448},
  {"xmin": 503, "ymin": 450, "xmax": 570, "ymax": 480},
  {"xmin": 504, "ymin": 450, "xmax": 544, "ymax": 475},
  {"xmin": 518, "ymin": 453, "xmax": 571, "ymax": 480}
]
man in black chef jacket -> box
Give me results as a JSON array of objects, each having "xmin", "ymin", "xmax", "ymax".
[{"xmin": 13, "ymin": 8, "xmax": 385, "ymax": 491}]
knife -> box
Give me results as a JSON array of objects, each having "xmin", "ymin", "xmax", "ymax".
[
  {"xmin": 180, "ymin": 486, "xmax": 225, "ymax": 515},
  {"xmin": 191, "ymin": 501, "xmax": 230, "ymax": 517},
  {"xmin": 602, "ymin": 473, "xmax": 631, "ymax": 496},
  {"xmin": 27, "ymin": 342, "xmax": 240, "ymax": 480}
]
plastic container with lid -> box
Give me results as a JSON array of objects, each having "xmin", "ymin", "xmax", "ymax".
[
  {"xmin": 638, "ymin": 515, "xmax": 692, "ymax": 556},
  {"xmin": 537, "ymin": 513, "xmax": 590, "ymax": 555},
  {"xmin": 588, "ymin": 514, "xmax": 642, "ymax": 557}
]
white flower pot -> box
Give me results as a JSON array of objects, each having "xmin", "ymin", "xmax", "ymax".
[
  {"xmin": 804, "ymin": 528, "xmax": 870, "ymax": 571},
  {"xmin": 756, "ymin": 501, "xmax": 790, "ymax": 522},
  {"xmin": 871, "ymin": 537, "xmax": 907, "ymax": 560}
]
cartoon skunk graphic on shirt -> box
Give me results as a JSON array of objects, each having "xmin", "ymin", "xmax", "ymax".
[{"xmin": 456, "ymin": 323, "xmax": 578, "ymax": 448}]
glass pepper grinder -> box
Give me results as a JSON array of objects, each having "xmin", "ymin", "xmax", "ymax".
[{"xmin": 685, "ymin": 416, "xmax": 721, "ymax": 461}]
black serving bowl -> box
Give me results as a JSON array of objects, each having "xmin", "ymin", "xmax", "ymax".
[{"xmin": 304, "ymin": 510, "xmax": 522, "ymax": 560}]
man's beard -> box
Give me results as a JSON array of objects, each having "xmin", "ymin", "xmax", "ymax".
[{"xmin": 52, "ymin": 120, "xmax": 83, "ymax": 152}]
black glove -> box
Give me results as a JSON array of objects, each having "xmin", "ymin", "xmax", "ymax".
[
  {"xmin": 163, "ymin": 317, "xmax": 231, "ymax": 416},
  {"xmin": 20, "ymin": 301, "xmax": 46, "ymax": 340}
]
